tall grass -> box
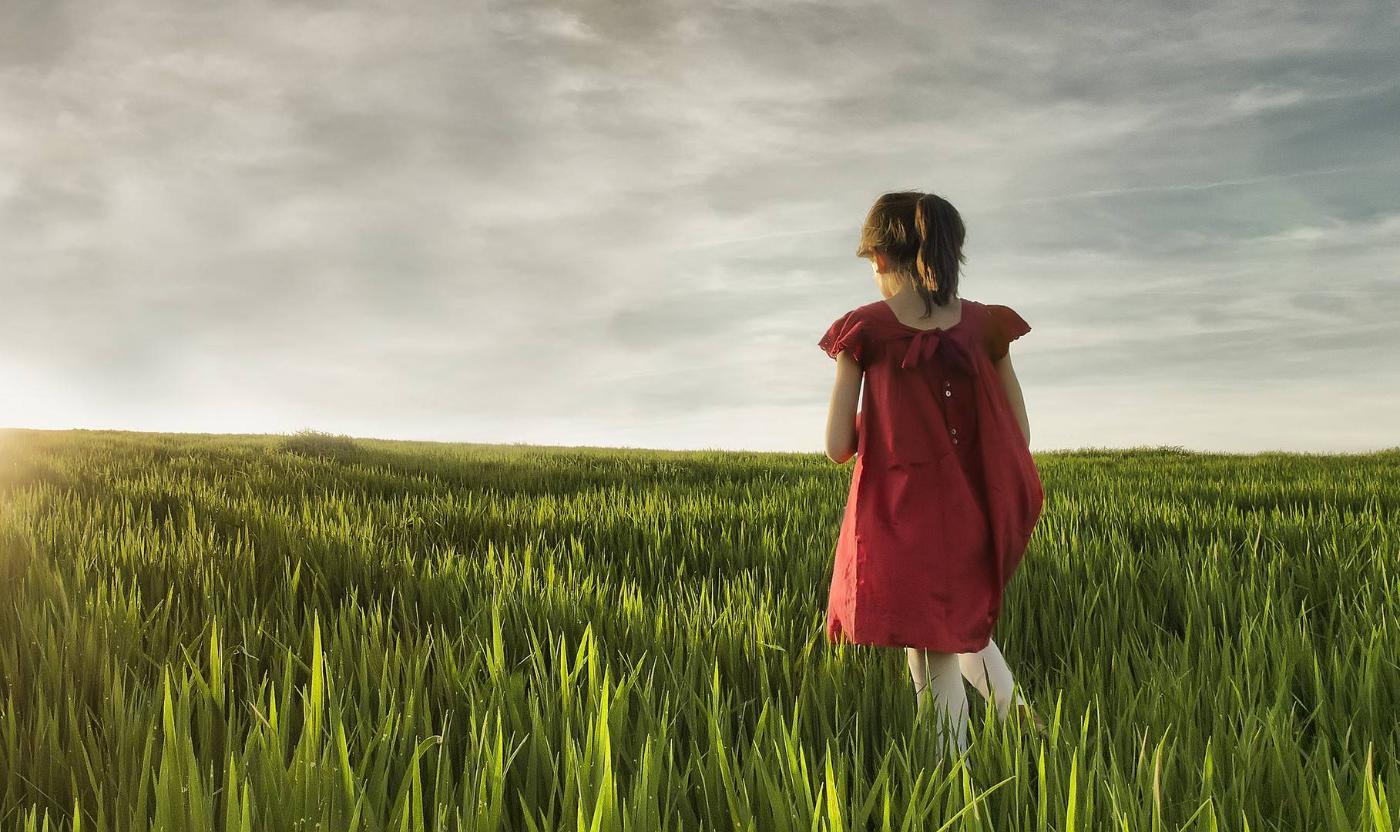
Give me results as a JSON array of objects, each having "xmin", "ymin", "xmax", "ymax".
[{"xmin": 0, "ymin": 428, "xmax": 1395, "ymax": 830}]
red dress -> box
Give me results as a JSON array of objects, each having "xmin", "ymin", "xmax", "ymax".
[{"xmin": 818, "ymin": 297, "xmax": 1044, "ymax": 652}]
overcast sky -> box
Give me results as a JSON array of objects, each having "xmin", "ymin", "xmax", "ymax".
[{"xmin": 3, "ymin": 0, "xmax": 1397, "ymax": 453}]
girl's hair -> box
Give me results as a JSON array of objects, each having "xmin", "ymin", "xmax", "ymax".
[{"xmin": 856, "ymin": 191, "xmax": 966, "ymax": 314}]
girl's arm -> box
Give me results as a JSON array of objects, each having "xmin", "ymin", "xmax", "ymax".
[
  {"xmin": 995, "ymin": 353, "xmax": 1031, "ymax": 446},
  {"xmin": 824, "ymin": 351, "xmax": 863, "ymax": 463}
]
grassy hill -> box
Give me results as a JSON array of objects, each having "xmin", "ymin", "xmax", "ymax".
[{"xmin": 0, "ymin": 428, "xmax": 1396, "ymax": 830}]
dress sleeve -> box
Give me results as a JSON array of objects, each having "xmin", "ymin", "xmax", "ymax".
[
  {"xmin": 818, "ymin": 310, "xmax": 868, "ymax": 366},
  {"xmin": 986, "ymin": 304, "xmax": 1031, "ymax": 362}
]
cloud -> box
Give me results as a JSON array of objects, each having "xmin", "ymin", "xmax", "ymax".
[{"xmin": 0, "ymin": 0, "xmax": 1396, "ymax": 451}]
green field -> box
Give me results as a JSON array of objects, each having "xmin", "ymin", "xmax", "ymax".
[{"xmin": 0, "ymin": 428, "xmax": 1396, "ymax": 831}]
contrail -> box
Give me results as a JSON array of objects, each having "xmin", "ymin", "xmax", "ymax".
[{"xmin": 994, "ymin": 161, "xmax": 1400, "ymax": 206}]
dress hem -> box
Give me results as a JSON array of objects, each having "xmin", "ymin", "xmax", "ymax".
[{"xmin": 825, "ymin": 631, "xmax": 993, "ymax": 654}]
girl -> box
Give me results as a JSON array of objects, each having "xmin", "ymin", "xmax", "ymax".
[{"xmin": 818, "ymin": 191, "xmax": 1048, "ymax": 761}]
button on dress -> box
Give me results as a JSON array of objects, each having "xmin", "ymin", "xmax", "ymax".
[{"xmin": 818, "ymin": 298, "xmax": 1044, "ymax": 652}]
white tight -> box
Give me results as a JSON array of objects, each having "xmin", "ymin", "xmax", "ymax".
[{"xmin": 905, "ymin": 637, "xmax": 1029, "ymax": 759}]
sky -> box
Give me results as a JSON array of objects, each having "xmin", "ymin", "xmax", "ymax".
[{"xmin": 2, "ymin": 0, "xmax": 1397, "ymax": 454}]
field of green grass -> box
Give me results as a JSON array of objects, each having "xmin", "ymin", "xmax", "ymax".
[{"xmin": 0, "ymin": 428, "xmax": 1396, "ymax": 831}]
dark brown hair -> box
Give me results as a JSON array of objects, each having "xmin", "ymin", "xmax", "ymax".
[{"xmin": 856, "ymin": 191, "xmax": 966, "ymax": 315}]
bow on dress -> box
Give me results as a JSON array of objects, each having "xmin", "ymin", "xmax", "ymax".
[{"xmin": 896, "ymin": 328, "xmax": 977, "ymax": 376}]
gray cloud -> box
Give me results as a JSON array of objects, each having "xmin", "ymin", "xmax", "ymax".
[{"xmin": 1, "ymin": 0, "xmax": 1396, "ymax": 452}]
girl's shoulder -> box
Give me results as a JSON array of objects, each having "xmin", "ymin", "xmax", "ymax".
[
  {"xmin": 979, "ymin": 301, "xmax": 1032, "ymax": 361},
  {"xmin": 851, "ymin": 296, "xmax": 985, "ymax": 334},
  {"xmin": 821, "ymin": 297, "xmax": 1029, "ymax": 367}
]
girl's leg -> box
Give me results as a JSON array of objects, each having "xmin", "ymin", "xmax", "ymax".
[
  {"xmin": 906, "ymin": 647, "xmax": 930, "ymax": 713},
  {"xmin": 957, "ymin": 637, "xmax": 1029, "ymax": 721},
  {"xmin": 919, "ymin": 649, "xmax": 970, "ymax": 760}
]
